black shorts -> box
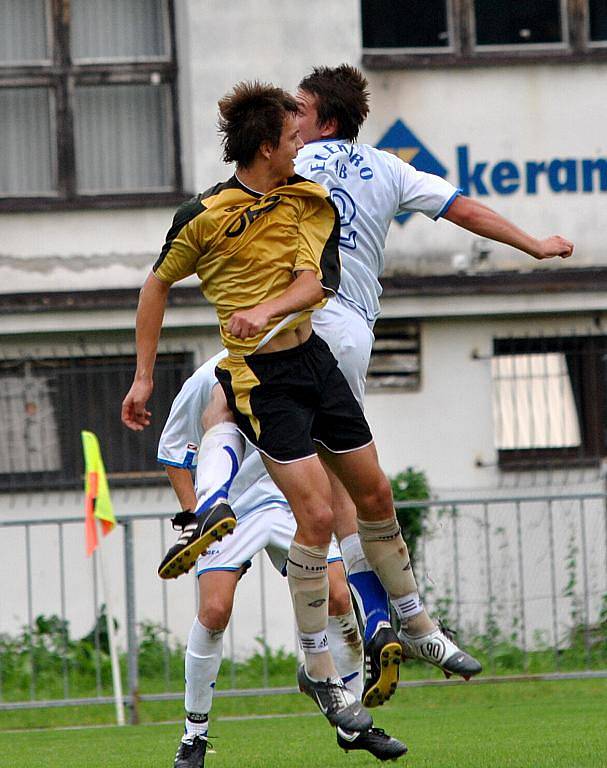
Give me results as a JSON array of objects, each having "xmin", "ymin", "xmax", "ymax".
[{"xmin": 215, "ymin": 332, "xmax": 373, "ymax": 463}]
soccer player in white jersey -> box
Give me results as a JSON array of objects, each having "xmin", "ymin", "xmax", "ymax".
[
  {"xmin": 156, "ymin": 65, "xmax": 573, "ymax": 708},
  {"xmin": 160, "ymin": 353, "xmax": 408, "ymax": 768}
]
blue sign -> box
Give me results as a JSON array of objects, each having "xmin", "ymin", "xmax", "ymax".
[
  {"xmin": 377, "ymin": 119, "xmax": 607, "ymax": 226},
  {"xmin": 376, "ymin": 119, "xmax": 449, "ymax": 225}
]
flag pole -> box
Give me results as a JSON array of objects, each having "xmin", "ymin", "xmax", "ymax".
[
  {"xmin": 81, "ymin": 430, "xmax": 124, "ymax": 726},
  {"xmin": 96, "ymin": 535, "xmax": 125, "ymax": 726}
]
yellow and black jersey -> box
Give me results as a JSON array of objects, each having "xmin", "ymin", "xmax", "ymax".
[{"xmin": 153, "ymin": 174, "xmax": 341, "ymax": 356}]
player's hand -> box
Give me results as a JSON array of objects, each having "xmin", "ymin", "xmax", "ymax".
[
  {"xmin": 121, "ymin": 378, "xmax": 153, "ymax": 431},
  {"xmin": 532, "ymin": 236, "xmax": 574, "ymax": 260},
  {"xmin": 227, "ymin": 306, "xmax": 272, "ymax": 339}
]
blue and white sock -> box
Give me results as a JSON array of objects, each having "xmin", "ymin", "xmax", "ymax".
[
  {"xmin": 340, "ymin": 533, "xmax": 391, "ymax": 643},
  {"xmin": 194, "ymin": 422, "xmax": 244, "ymax": 515}
]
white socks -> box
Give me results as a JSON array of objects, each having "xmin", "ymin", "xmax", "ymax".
[
  {"xmin": 194, "ymin": 423, "xmax": 245, "ymax": 513},
  {"xmin": 184, "ymin": 618, "xmax": 224, "ymax": 739},
  {"xmin": 327, "ymin": 611, "xmax": 364, "ymax": 700}
]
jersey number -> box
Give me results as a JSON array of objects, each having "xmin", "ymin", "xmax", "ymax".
[{"xmin": 330, "ymin": 187, "xmax": 358, "ymax": 250}]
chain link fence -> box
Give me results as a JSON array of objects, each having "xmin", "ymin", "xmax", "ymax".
[{"xmin": 1, "ymin": 492, "xmax": 606, "ymax": 723}]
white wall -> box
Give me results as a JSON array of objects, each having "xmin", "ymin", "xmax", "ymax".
[
  {"xmin": 3, "ymin": 3, "xmax": 604, "ymax": 292},
  {"xmin": 367, "ymin": 311, "xmax": 606, "ymax": 496}
]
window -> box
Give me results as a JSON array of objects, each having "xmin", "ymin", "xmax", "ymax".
[
  {"xmin": 367, "ymin": 320, "xmax": 421, "ymax": 390},
  {"xmin": 473, "ymin": 0, "xmax": 565, "ymax": 49},
  {"xmin": 362, "ymin": 0, "xmax": 452, "ymax": 51},
  {"xmin": 589, "ymin": 0, "xmax": 607, "ymax": 44},
  {"xmin": 0, "ymin": 352, "xmax": 193, "ymax": 491},
  {"xmin": 491, "ymin": 336, "xmax": 607, "ymax": 470},
  {"xmin": 362, "ymin": 1, "xmax": 607, "ymax": 68},
  {"xmin": 0, "ymin": 0, "xmax": 184, "ymax": 211}
]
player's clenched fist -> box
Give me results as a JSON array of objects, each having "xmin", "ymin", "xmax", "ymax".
[
  {"xmin": 227, "ymin": 306, "xmax": 272, "ymax": 339},
  {"xmin": 532, "ymin": 235, "xmax": 574, "ymax": 260}
]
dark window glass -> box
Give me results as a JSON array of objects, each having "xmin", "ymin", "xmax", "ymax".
[
  {"xmin": 474, "ymin": 0, "xmax": 563, "ymax": 46},
  {"xmin": 589, "ymin": 0, "xmax": 607, "ymax": 42},
  {"xmin": 362, "ymin": 0, "xmax": 449, "ymax": 49},
  {"xmin": 0, "ymin": 353, "xmax": 193, "ymax": 491}
]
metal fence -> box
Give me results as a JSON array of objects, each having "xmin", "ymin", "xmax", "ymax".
[{"xmin": 1, "ymin": 492, "xmax": 606, "ymax": 723}]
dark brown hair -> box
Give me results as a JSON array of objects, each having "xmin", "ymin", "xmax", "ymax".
[
  {"xmin": 298, "ymin": 64, "xmax": 370, "ymax": 142},
  {"xmin": 218, "ymin": 81, "xmax": 298, "ymax": 167}
]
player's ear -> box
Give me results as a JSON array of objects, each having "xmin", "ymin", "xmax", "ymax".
[
  {"xmin": 319, "ymin": 117, "xmax": 338, "ymax": 139},
  {"xmin": 259, "ymin": 141, "xmax": 274, "ymax": 160}
]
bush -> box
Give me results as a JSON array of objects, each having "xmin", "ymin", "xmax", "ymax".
[{"xmin": 390, "ymin": 467, "xmax": 431, "ymax": 565}]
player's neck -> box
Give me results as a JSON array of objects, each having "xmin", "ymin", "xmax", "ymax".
[{"xmin": 236, "ymin": 164, "xmax": 286, "ymax": 195}]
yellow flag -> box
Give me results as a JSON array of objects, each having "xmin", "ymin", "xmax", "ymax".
[{"xmin": 82, "ymin": 431, "xmax": 116, "ymax": 544}]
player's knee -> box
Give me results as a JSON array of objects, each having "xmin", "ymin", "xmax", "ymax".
[
  {"xmin": 198, "ymin": 596, "xmax": 232, "ymax": 630},
  {"xmin": 328, "ymin": 580, "xmax": 352, "ymax": 616},
  {"xmin": 298, "ymin": 504, "xmax": 334, "ymax": 543},
  {"xmin": 357, "ymin": 472, "xmax": 394, "ymax": 518}
]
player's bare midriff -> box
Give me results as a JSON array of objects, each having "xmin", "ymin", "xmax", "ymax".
[{"xmin": 252, "ymin": 318, "xmax": 312, "ymax": 354}]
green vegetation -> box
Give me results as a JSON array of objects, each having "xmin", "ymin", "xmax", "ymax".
[{"xmin": 391, "ymin": 467, "xmax": 431, "ymax": 564}]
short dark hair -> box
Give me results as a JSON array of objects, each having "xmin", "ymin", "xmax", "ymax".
[
  {"xmin": 298, "ymin": 64, "xmax": 370, "ymax": 142},
  {"xmin": 218, "ymin": 81, "xmax": 298, "ymax": 168}
]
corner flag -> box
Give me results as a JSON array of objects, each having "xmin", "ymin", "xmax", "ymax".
[{"xmin": 82, "ymin": 430, "xmax": 116, "ymax": 556}]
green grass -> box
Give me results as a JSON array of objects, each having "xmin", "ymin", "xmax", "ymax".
[{"xmin": 0, "ymin": 679, "xmax": 605, "ymax": 767}]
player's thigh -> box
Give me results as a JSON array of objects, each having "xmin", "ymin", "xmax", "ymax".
[
  {"xmin": 261, "ymin": 454, "xmax": 334, "ymax": 544},
  {"xmin": 320, "ymin": 463, "xmax": 359, "ymax": 540},
  {"xmin": 202, "ymin": 382, "xmax": 234, "ymax": 430},
  {"xmin": 318, "ymin": 442, "xmax": 393, "ymax": 522}
]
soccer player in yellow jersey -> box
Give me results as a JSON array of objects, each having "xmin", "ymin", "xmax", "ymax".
[
  {"xmin": 122, "ymin": 82, "xmax": 368, "ymax": 732},
  {"xmin": 121, "ymin": 81, "xmax": 429, "ymax": 734}
]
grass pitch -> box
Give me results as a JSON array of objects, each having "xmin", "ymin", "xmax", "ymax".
[{"xmin": 0, "ymin": 679, "xmax": 605, "ymax": 768}]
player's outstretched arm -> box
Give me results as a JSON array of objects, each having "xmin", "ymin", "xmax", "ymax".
[
  {"xmin": 121, "ymin": 272, "xmax": 172, "ymax": 431},
  {"xmin": 443, "ymin": 195, "xmax": 574, "ymax": 260},
  {"xmin": 227, "ymin": 270, "xmax": 325, "ymax": 339}
]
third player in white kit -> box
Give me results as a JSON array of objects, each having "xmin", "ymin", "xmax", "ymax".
[{"xmin": 159, "ymin": 352, "xmax": 408, "ymax": 767}]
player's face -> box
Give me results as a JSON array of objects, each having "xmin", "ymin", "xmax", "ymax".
[
  {"xmin": 295, "ymin": 89, "xmax": 323, "ymax": 144},
  {"xmin": 270, "ymin": 113, "xmax": 304, "ymax": 180}
]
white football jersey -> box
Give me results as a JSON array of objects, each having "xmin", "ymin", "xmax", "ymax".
[
  {"xmin": 157, "ymin": 352, "xmax": 288, "ymax": 520},
  {"xmin": 295, "ymin": 140, "xmax": 460, "ymax": 324}
]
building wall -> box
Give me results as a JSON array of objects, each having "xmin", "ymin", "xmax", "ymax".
[
  {"xmin": 2, "ymin": 1, "xmax": 606, "ymax": 656},
  {"xmin": 3, "ymin": 1, "xmax": 605, "ymax": 291}
]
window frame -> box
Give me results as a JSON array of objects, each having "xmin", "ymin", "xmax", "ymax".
[
  {"xmin": 366, "ymin": 319, "xmax": 422, "ymax": 392},
  {"xmin": 0, "ymin": 350, "xmax": 194, "ymax": 492},
  {"xmin": 362, "ymin": 0, "xmax": 607, "ymax": 70},
  {"xmin": 361, "ymin": 0, "xmax": 456, "ymax": 56},
  {"xmin": 587, "ymin": 0, "xmax": 607, "ymax": 48},
  {"xmin": 492, "ymin": 335, "xmax": 607, "ymax": 472},
  {"xmin": 0, "ymin": 0, "xmax": 187, "ymax": 212}
]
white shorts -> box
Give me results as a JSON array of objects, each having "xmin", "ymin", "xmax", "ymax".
[
  {"xmin": 312, "ymin": 297, "xmax": 374, "ymax": 408},
  {"xmin": 196, "ymin": 502, "xmax": 342, "ymax": 576}
]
